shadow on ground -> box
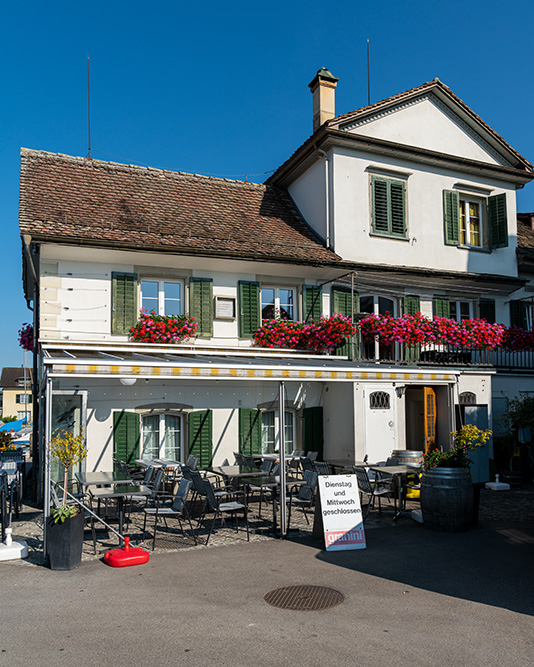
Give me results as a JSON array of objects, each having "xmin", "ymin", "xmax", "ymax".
[{"xmin": 298, "ymin": 517, "xmax": 534, "ymax": 617}]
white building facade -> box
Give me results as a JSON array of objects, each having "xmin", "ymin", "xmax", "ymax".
[{"xmin": 19, "ymin": 72, "xmax": 534, "ymax": 486}]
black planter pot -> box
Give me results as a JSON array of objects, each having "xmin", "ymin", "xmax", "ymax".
[
  {"xmin": 420, "ymin": 467, "xmax": 474, "ymax": 532},
  {"xmin": 47, "ymin": 511, "xmax": 85, "ymax": 570}
]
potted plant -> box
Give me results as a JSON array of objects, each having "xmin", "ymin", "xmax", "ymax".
[
  {"xmin": 420, "ymin": 424, "xmax": 491, "ymax": 532},
  {"xmin": 47, "ymin": 429, "xmax": 87, "ymax": 570}
]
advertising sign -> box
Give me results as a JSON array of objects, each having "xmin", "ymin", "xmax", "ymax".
[{"xmin": 318, "ymin": 475, "xmax": 366, "ymax": 551}]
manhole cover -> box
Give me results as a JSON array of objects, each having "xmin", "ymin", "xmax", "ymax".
[{"xmin": 264, "ymin": 585, "xmax": 344, "ymax": 611}]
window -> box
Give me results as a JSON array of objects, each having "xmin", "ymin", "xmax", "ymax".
[
  {"xmin": 141, "ymin": 280, "xmax": 183, "ymax": 316},
  {"xmin": 459, "ymin": 198, "xmax": 482, "ymax": 248},
  {"xmin": 449, "ymin": 301, "xmax": 473, "ymax": 322},
  {"xmin": 261, "ymin": 287, "xmax": 295, "ymax": 321},
  {"xmin": 261, "ymin": 410, "xmax": 295, "ymax": 454},
  {"xmin": 443, "ymin": 190, "xmax": 508, "ymax": 250},
  {"xmin": 510, "ymin": 300, "xmax": 534, "ymax": 330},
  {"xmin": 369, "ymin": 391, "xmax": 390, "ymax": 410},
  {"xmin": 141, "ymin": 414, "xmax": 183, "ymax": 461},
  {"xmin": 15, "ymin": 394, "xmax": 32, "ymax": 404},
  {"xmin": 371, "ymin": 175, "xmax": 406, "ymax": 238},
  {"xmin": 360, "ymin": 294, "xmax": 396, "ymax": 317}
]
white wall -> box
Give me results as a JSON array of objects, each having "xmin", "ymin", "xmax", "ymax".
[
  {"xmin": 326, "ymin": 147, "xmax": 518, "ymax": 276},
  {"xmin": 57, "ymin": 378, "xmax": 324, "ymax": 470},
  {"xmin": 344, "ymin": 96, "xmax": 505, "ymax": 166},
  {"xmin": 39, "ymin": 246, "xmax": 327, "ymax": 343}
]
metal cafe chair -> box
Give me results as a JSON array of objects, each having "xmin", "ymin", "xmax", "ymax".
[
  {"xmin": 279, "ymin": 470, "xmax": 318, "ymax": 530},
  {"xmin": 313, "ymin": 461, "xmax": 332, "ymax": 476},
  {"xmin": 201, "ymin": 479, "xmax": 249, "ymax": 545},
  {"xmin": 142, "ymin": 478, "xmax": 196, "ymax": 550},
  {"xmin": 352, "ymin": 466, "xmax": 395, "ymax": 521}
]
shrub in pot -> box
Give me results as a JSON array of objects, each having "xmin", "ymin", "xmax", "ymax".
[{"xmin": 47, "ymin": 430, "xmax": 87, "ymax": 570}]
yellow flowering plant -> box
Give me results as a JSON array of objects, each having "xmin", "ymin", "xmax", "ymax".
[
  {"xmin": 50, "ymin": 429, "xmax": 87, "ymax": 523},
  {"xmin": 423, "ymin": 424, "xmax": 491, "ymax": 470}
]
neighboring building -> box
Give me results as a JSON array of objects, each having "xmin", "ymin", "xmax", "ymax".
[
  {"xmin": 0, "ymin": 367, "xmax": 33, "ymax": 422},
  {"xmin": 18, "ymin": 71, "xmax": 534, "ymax": 484}
]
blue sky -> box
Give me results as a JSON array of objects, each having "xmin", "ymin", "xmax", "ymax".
[{"xmin": 1, "ymin": 0, "xmax": 534, "ymax": 372}]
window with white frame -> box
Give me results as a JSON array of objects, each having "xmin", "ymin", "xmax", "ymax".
[
  {"xmin": 450, "ymin": 301, "xmax": 473, "ymax": 322},
  {"xmin": 141, "ymin": 280, "xmax": 183, "ymax": 316},
  {"xmin": 459, "ymin": 198, "xmax": 483, "ymax": 248},
  {"xmin": 359, "ymin": 294, "xmax": 397, "ymax": 317},
  {"xmin": 261, "ymin": 410, "xmax": 295, "ymax": 454},
  {"xmin": 261, "ymin": 287, "xmax": 295, "ymax": 321},
  {"xmin": 141, "ymin": 413, "xmax": 183, "ymax": 461}
]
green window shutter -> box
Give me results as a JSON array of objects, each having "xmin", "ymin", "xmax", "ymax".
[
  {"xmin": 403, "ymin": 295, "xmax": 421, "ymax": 316},
  {"xmin": 332, "ymin": 287, "xmax": 359, "ymax": 358},
  {"xmin": 190, "ymin": 278, "xmax": 213, "ymax": 336},
  {"xmin": 239, "ymin": 408, "xmax": 262, "ymax": 455},
  {"xmin": 303, "ymin": 407, "xmax": 324, "ymax": 461},
  {"xmin": 433, "ymin": 298, "xmax": 450, "ymax": 319},
  {"xmin": 479, "ymin": 299, "xmax": 496, "ymax": 324},
  {"xmin": 113, "ymin": 411, "xmax": 140, "ymax": 465},
  {"xmin": 372, "ymin": 177, "xmax": 389, "ymax": 233},
  {"xmin": 488, "ymin": 193, "xmax": 508, "ymax": 249},
  {"xmin": 332, "ymin": 286, "xmax": 359, "ymax": 318},
  {"xmin": 510, "ymin": 300, "xmax": 527, "ymax": 329},
  {"xmin": 390, "ymin": 180, "xmax": 406, "ymax": 236},
  {"xmin": 111, "ymin": 272, "xmax": 138, "ymax": 334},
  {"xmin": 15, "ymin": 394, "xmax": 20, "ymax": 404},
  {"xmin": 28, "ymin": 394, "xmax": 33, "ymax": 404},
  {"xmin": 443, "ymin": 190, "xmax": 460, "ymax": 246},
  {"xmin": 189, "ymin": 410, "xmax": 213, "ymax": 469},
  {"xmin": 303, "ymin": 285, "xmax": 322, "ymax": 322},
  {"xmin": 372, "ymin": 176, "xmax": 406, "ymax": 237},
  {"xmin": 238, "ymin": 281, "xmax": 260, "ymax": 338}
]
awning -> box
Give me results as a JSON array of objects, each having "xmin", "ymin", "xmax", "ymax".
[{"xmin": 42, "ymin": 341, "xmax": 459, "ymax": 384}]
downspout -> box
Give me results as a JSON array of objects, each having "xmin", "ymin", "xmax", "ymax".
[
  {"xmin": 317, "ymin": 148, "xmax": 331, "ymax": 250},
  {"xmin": 22, "ymin": 235, "xmax": 40, "ymax": 502}
]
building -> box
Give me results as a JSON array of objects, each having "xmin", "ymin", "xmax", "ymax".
[
  {"xmin": 18, "ymin": 71, "xmax": 534, "ymax": 487},
  {"xmin": 0, "ymin": 367, "xmax": 33, "ymax": 422}
]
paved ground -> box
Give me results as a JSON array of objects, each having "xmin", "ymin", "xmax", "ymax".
[{"xmin": 2, "ymin": 483, "xmax": 533, "ymax": 666}]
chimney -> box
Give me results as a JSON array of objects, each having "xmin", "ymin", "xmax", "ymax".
[{"xmin": 309, "ymin": 68, "xmax": 339, "ymax": 132}]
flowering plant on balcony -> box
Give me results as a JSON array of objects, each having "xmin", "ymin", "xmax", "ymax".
[
  {"xmin": 359, "ymin": 313, "xmax": 505, "ymax": 349},
  {"xmin": 305, "ymin": 314, "xmax": 358, "ymax": 352},
  {"xmin": 18, "ymin": 323, "xmax": 33, "ymax": 352},
  {"xmin": 253, "ymin": 315, "xmax": 356, "ymax": 353},
  {"xmin": 129, "ymin": 311, "xmax": 198, "ymax": 344},
  {"xmin": 501, "ymin": 327, "xmax": 534, "ymax": 351}
]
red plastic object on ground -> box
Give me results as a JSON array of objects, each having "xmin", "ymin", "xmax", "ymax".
[{"xmin": 104, "ymin": 537, "xmax": 150, "ymax": 567}]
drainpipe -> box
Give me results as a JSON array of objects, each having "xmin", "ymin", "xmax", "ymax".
[{"xmin": 317, "ymin": 148, "xmax": 331, "ymax": 250}]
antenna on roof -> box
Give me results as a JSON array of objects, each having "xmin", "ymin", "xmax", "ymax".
[
  {"xmin": 87, "ymin": 56, "xmax": 92, "ymax": 159},
  {"xmin": 367, "ymin": 39, "xmax": 371, "ymax": 106}
]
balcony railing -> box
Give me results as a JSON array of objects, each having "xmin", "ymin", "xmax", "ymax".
[{"xmin": 356, "ymin": 341, "xmax": 534, "ymax": 370}]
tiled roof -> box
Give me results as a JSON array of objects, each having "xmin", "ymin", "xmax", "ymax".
[
  {"xmin": 0, "ymin": 367, "xmax": 28, "ymax": 389},
  {"xmin": 19, "ymin": 149, "xmax": 339, "ymax": 265},
  {"xmin": 516, "ymin": 213, "xmax": 534, "ymax": 266}
]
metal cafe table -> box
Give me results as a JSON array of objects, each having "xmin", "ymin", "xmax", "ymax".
[
  {"xmin": 76, "ymin": 471, "xmax": 150, "ymax": 542},
  {"xmin": 369, "ymin": 465, "xmax": 421, "ymax": 521},
  {"xmin": 134, "ymin": 458, "xmax": 183, "ymax": 470},
  {"xmin": 240, "ymin": 474, "xmax": 305, "ymax": 535},
  {"xmin": 209, "ymin": 465, "xmax": 265, "ymax": 481}
]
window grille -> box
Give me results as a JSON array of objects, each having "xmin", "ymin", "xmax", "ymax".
[{"xmin": 369, "ymin": 391, "xmax": 390, "ymax": 410}]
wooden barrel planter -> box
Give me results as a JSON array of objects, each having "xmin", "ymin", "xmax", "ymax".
[
  {"xmin": 420, "ymin": 467, "xmax": 474, "ymax": 532},
  {"xmin": 391, "ymin": 450, "xmax": 424, "ymax": 466}
]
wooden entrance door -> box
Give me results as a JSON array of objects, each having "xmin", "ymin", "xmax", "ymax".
[{"xmin": 423, "ymin": 387, "xmax": 436, "ymax": 454}]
